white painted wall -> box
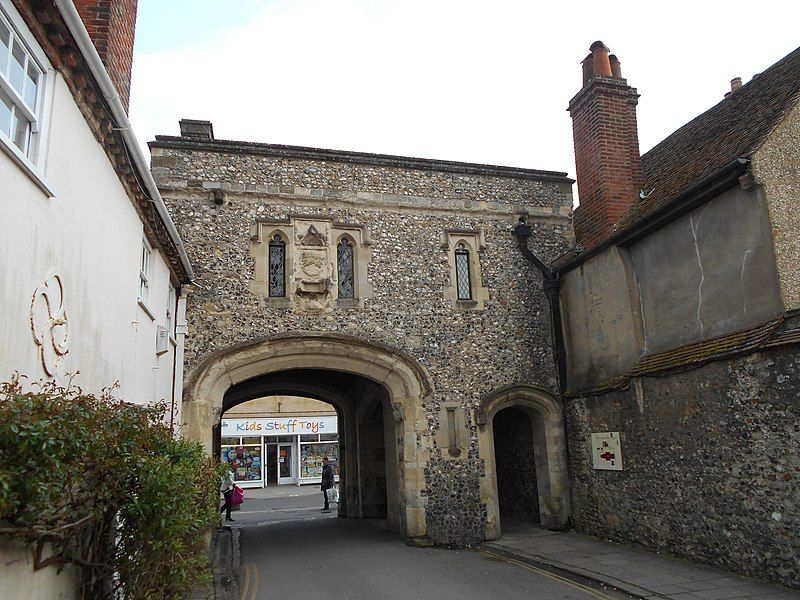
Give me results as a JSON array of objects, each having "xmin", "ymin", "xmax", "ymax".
[{"xmin": 0, "ymin": 52, "xmax": 183, "ymax": 414}]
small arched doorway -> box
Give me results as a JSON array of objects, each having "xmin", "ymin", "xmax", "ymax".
[
  {"xmin": 477, "ymin": 384, "xmax": 571, "ymax": 539},
  {"xmin": 180, "ymin": 334, "xmax": 432, "ymax": 540},
  {"xmin": 493, "ymin": 406, "xmax": 541, "ymax": 525}
]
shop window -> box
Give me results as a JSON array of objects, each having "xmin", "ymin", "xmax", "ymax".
[
  {"xmin": 319, "ymin": 433, "xmax": 338, "ymax": 441},
  {"xmin": 221, "ymin": 437, "xmax": 240, "ymax": 445},
  {"xmin": 221, "ymin": 444, "xmax": 263, "ymax": 483},
  {"xmin": 337, "ymin": 237, "xmax": 355, "ymax": 299},
  {"xmin": 300, "ymin": 434, "xmax": 319, "ymax": 442},
  {"xmin": 268, "ymin": 234, "xmax": 286, "ymax": 297},
  {"xmin": 300, "ymin": 442, "xmax": 339, "ymax": 479}
]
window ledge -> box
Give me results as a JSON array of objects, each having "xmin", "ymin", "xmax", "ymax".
[
  {"xmin": 456, "ymin": 299, "xmax": 478, "ymax": 307},
  {"xmin": 335, "ymin": 298, "xmax": 359, "ymax": 308},
  {"xmin": 0, "ymin": 138, "xmax": 55, "ymax": 197},
  {"xmin": 138, "ymin": 299, "xmax": 156, "ymax": 321},
  {"xmin": 265, "ymin": 296, "xmax": 292, "ymax": 306}
]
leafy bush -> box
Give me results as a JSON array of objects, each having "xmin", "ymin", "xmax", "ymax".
[{"xmin": 0, "ymin": 376, "xmax": 220, "ymax": 599}]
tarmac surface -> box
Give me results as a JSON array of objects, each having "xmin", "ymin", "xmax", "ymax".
[
  {"xmin": 229, "ymin": 485, "xmax": 633, "ymax": 600},
  {"xmin": 209, "ymin": 486, "xmax": 799, "ymax": 600}
]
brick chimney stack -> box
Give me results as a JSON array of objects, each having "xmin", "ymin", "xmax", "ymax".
[
  {"xmin": 568, "ymin": 41, "xmax": 643, "ymax": 249},
  {"xmin": 74, "ymin": 0, "xmax": 139, "ymax": 110}
]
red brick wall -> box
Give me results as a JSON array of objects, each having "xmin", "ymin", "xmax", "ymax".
[
  {"xmin": 74, "ymin": 0, "xmax": 138, "ymax": 110},
  {"xmin": 569, "ymin": 76, "xmax": 642, "ymax": 249}
]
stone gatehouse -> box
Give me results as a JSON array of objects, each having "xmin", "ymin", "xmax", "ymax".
[{"xmin": 150, "ymin": 121, "xmax": 574, "ymax": 545}]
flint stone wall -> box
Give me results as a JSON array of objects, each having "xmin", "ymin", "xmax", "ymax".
[
  {"xmin": 150, "ymin": 137, "xmax": 573, "ymax": 545},
  {"xmin": 567, "ymin": 345, "xmax": 800, "ymax": 588}
]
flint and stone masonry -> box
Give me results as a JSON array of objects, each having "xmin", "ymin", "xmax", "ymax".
[{"xmin": 150, "ymin": 123, "xmax": 574, "ymax": 545}]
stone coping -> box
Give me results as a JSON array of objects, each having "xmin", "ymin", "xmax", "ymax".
[{"xmin": 150, "ymin": 136, "xmax": 573, "ymax": 184}]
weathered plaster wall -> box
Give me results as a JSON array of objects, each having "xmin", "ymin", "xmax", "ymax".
[
  {"xmin": 0, "ymin": 76, "xmax": 181, "ymax": 407},
  {"xmin": 559, "ymin": 246, "xmax": 642, "ymax": 388},
  {"xmin": 560, "ymin": 185, "xmax": 783, "ymax": 390},
  {"xmin": 630, "ymin": 185, "xmax": 783, "ymax": 354},
  {"xmin": 566, "ymin": 345, "xmax": 800, "ymax": 588},
  {"xmin": 752, "ymin": 99, "xmax": 800, "ymax": 311},
  {"xmin": 151, "ymin": 140, "xmax": 572, "ymax": 545}
]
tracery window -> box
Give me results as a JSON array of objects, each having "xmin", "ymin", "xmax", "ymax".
[
  {"xmin": 268, "ymin": 234, "xmax": 286, "ymax": 297},
  {"xmin": 337, "ymin": 238, "xmax": 355, "ymax": 299},
  {"xmin": 455, "ymin": 243, "xmax": 472, "ymax": 300}
]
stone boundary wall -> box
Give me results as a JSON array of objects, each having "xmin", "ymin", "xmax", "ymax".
[{"xmin": 567, "ymin": 344, "xmax": 800, "ymax": 588}]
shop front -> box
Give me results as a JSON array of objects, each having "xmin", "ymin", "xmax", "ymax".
[{"xmin": 220, "ymin": 416, "xmax": 339, "ymax": 488}]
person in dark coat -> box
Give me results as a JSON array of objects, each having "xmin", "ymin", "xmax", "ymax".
[{"xmin": 321, "ymin": 455, "xmax": 334, "ymax": 512}]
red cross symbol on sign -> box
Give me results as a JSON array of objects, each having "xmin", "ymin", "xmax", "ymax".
[{"xmin": 600, "ymin": 452, "xmax": 615, "ymax": 462}]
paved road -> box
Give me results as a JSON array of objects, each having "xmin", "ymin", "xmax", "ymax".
[{"xmin": 235, "ymin": 489, "xmax": 631, "ymax": 600}]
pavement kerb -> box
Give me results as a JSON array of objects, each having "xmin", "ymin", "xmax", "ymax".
[{"xmin": 482, "ymin": 541, "xmax": 669, "ymax": 600}]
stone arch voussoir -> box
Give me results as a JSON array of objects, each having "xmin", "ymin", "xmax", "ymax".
[{"xmin": 181, "ymin": 332, "xmax": 434, "ymax": 540}]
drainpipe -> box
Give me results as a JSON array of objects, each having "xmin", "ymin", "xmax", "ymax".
[
  {"xmin": 511, "ymin": 217, "xmax": 567, "ymax": 394},
  {"xmin": 53, "ymin": 0, "xmax": 194, "ymax": 282}
]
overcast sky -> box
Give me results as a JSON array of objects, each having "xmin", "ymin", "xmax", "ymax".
[{"xmin": 128, "ymin": 0, "xmax": 799, "ymax": 188}]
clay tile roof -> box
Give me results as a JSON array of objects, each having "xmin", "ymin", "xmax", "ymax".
[
  {"xmin": 565, "ymin": 317, "xmax": 789, "ymax": 398},
  {"xmin": 617, "ymin": 44, "xmax": 800, "ymax": 230}
]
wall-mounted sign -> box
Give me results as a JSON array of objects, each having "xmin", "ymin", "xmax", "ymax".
[
  {"xmin": 221, "ymin": 416, "xmax": 338, "ymax": 436},
  {"xmin": 591, "ymin": 432, "xmax": 622, "ymax": 470}
]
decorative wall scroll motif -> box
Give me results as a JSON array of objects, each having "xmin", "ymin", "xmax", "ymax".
[{"xmin": 30, "ymin": 274, "xmax": 70, "ymax": 377}]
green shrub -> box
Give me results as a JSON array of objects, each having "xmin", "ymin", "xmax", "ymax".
[{"xmin": 0, "ymin": 376, "xmax": 220, "ymax": 599}]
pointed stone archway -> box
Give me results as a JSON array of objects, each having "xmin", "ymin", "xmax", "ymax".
[
  {"xmin": 181, "ymin": 333, "xmax": 433, "ymax": 540},
  {"xmin": 476, "ymin": 384, "xmax": 571, "ymax": 539}
]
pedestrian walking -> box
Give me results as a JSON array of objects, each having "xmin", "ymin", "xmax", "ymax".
[
  {"xmin": 220, "ymin": 466, "xmax": 236, "ymax": 522},
  {"xmin": 321, "ymin": 455, "xmax": 334, "ymax": 513}
]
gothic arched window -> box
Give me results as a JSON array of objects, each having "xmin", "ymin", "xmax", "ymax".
[
  {"xmin": 337, "ymin": 238, "xmax": 355, "ymax": 299},
  {"xmin": 268, "ymin": 234, "xmax": 286, "ymax": 297},
  {"xmin": 455, "ymin": 243, "xmax": 472, "ymax": 301}
]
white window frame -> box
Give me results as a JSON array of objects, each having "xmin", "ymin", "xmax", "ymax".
[
  {"xmin": 166, "ymin": 285, "xmax": 176, "ymax": 342},
  {"xmin": 0, "ymin": 0, "xmax": 55, "ymax": 195},
  {"xmin": 139, "ymin": 238, "xmax": 152, "ymax": 309}
]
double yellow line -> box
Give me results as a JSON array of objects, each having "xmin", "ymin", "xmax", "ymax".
[
  {"xmin": 240, "ymin": 563, "xmax": 260, "ymax": 600},
  {"xmin": 479, "ymin": 549, "xmax": 621, "ymax": 600}
]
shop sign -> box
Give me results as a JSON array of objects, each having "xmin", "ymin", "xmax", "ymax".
[
  {"xmin": 591, "ymin": 432, "xmax": 622, "ymax": 470},
  {"xmin": 222, "ymin": 416, "xmax": 338, "ymax": 436}
]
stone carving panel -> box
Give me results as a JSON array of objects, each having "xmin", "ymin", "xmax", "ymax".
[
  {"xmin": 30, "ymin": 274, "xmax": 69, "ymax": 377},
  {"xmin": 293, "ymin": 221, "xmax": 333, "ymax": 312}
]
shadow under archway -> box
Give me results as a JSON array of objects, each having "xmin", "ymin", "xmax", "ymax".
[
  {"xmin": 181, "ymin": 334, "xmax": 433, "ymax": 540},
  {"xmin": 218, "ymin": 369, "xmax": 396, "ymax": 524}
]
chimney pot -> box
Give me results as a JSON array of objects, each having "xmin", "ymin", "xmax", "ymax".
[
  {"xmin": 581, "ymin": 54, "xmax": 594, "ymax": 86},
  {"xmin": 179, "ymin": 119, "xmax": 215, "ymax": 140},
  {"xmin": 609, "ymin": 54, "xmax": 622, "ymax": 78},
  {"xmin": 730, "ymin": 77, "xmax": 742, "ymax": 92},
  {"xmin": 590, "ymin": 41, "xmax": 613, "ymax": 78},
  {"xmin": 568, "ymin": 41, "xmax": 642, "ymax": 249}
]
